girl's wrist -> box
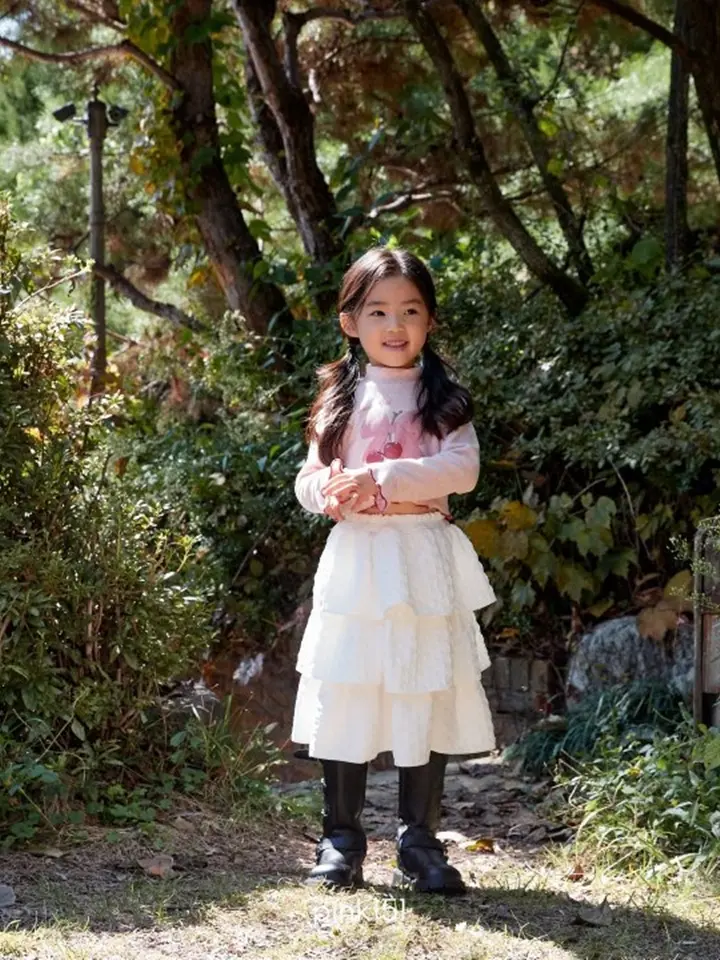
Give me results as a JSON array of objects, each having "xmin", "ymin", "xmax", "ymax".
[{"xmin": 366, "ymin": 467, "xmax": 388, "ymax": 513}]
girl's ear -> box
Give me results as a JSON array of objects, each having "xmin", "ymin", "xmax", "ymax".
[
  {"xmin": 428, "ymin": 313, "xmax": 437, "ymax": 334},
  {"xmin": 339, "ymin": 311, "xmax": 357, "ymax": 337}
]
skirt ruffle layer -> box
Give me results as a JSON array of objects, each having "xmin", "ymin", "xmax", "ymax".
[
  {"xmin": 312, "ymin": 511, "xmax": 496, "ymax": 618},
  {"xmin": 292, "ymin": 512, "xmax": 497, "ymax": 766},
  {"xmin": 291, "ymin": 672, "xmax": 496, "ymax": 767},
  {"xmin": 296, "ymin": 606, "xmax": 491, "ymax": 694}
]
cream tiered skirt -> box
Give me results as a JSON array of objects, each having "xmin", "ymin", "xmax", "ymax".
[{"xmin": 291, "ymin": 512, "xmax": 497, "ymax": 766}]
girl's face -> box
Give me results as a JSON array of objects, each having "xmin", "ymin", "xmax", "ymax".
[{"xmin": 340, "ymin": 275, "xmax": 434, "ymax": 368}]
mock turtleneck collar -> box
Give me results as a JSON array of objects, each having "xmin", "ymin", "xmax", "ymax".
[{"xmin": 364, "ymin": 362, "xmax": 421, "ymax": 382}]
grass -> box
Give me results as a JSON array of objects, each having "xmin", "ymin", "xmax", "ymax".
[{"xmin": 1, "ymin": 804, "xmax": 720, "ymax": 960}]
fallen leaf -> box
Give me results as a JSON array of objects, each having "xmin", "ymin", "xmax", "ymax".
[
  {"xmin": 566, "ymin": 862, "xmax": 585, "ymax": 882},
  {"xmin": 574, "ymin": 899, "xmax": 613, "ymax": 927},
  {"xmin": 637, "ymin": 601, "xmax": 678, "ymax": 641},
  {"xmin": 27, "ymin": 846, "xmax": 66, "ymax": 858},
  {"xmin": 137, "ymin": 854, "xmax": 175, "ymax": 879},
  {"xmin": 462, "ymin": 837, "xmax": 495, "ymax": 854},
  {"xmin": 0, "ymin": 885, "xmax": 16, "ymax": 908},
  {"xmin": 172, "ymin": 817, "xmax": 194, "ymax": 833}
]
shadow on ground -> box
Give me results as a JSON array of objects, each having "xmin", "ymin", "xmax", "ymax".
[
  {"xmin": 1, "ymin": 818, "xmax": 719, "ymax": 960},
  {"xmin": 1, "ymin": 756, "xmax": 719, "ymax": 960}
]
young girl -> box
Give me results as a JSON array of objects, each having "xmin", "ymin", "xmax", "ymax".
[{"xmin": 291, "ymin": 247, "xmax": 496, "ymax": 895}]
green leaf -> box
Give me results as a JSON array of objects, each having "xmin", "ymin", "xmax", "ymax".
[
  {"xmin": 546, "ymin": 156, "xmax": 565, "ymax": 178},
  {"xmin": 538, "ymin": 116, "xmax": 559, "ymax": 138},
  {"xmin": 21, "ymin": 686, "xmax": 37, "ymax": 712},
  {"xmin": 703, "ymin": 735, "xmax": 720, "ymax": 772},
  {"xmin": 555, "ymin": 564, "xmax": 595, "ymax": 602},
  {"xmin": 585, "ymin": 496, "xmax": 617, "ymax": 529},
  {"xmin": 499, "ymin": 529, "xmax": 529, "ymax": 561},
  {"xmin": 629, "ymin": 236, "xmax": 662, "ymax": 276},
  {"xmin": 71, "ymin": 718, "xmax": 86, "ymax": 741},
  {"xmin": 248, "ymin": 219, "xmax": 272, "ymax": 242},
  {"xmin": 511, "ymin": 580, "xmax": 536, "ymax": 610}
]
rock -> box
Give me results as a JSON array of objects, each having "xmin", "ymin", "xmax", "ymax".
[
  {"xmin": 458, "ymin": 759, "xmax": 500, "ymax": 777},
  {"xmin": 151, "ymin": 679, "xmax": 224, "ymax": 735},
  {"xmin": 137, "ymin": 855, "xmax": 175, "ymax": 879},
  {"xmin": 524, "ymin": 826, "xmax": 548, "ymax": 844},
  {"xmin": 459, "ymin": 773, "xmax": 505, "ymax": 793},
  {"xmin": 566, "ymin": 616, "xmax": 694, "ymax": 701},
  {"xmin": 0, "ymin": 885, "xmax": 16, "ymax": 908},
  {"xmin": 479, "ymin": 811, "xmax": 504, "ymax": 827}
]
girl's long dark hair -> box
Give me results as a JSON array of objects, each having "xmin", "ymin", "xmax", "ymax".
[{"xmin": 307, "ymin": 247, "xmax": 474, "ymax": 465}]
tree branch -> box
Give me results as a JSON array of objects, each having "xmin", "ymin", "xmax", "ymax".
[
  {"xmin": 95, "ymin": 264, "xmax": 206, "ymax": 332},
  {"xmin": 64, "ymin": 0, "xmax": 126, "ymax": 31},
  {"xmin": 0, "ymin": 36, "xmax": 180, "ymax": 90},
  {"xmin": 533, "ymin": 2, "xmax": 583, "ymax": 105},
  {"xmin": 404, "ymin": 0, "xmax": 587, "ymax": 314},
  {"xmin": 456, "ymin": 0, "xmax": 593, "ymax": 282},
  {"xmin": 586, "ymin": 0, "xmax": 687, "ymax": 56}
]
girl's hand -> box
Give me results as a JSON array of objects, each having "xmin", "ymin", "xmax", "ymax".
[
  {"xmin": 323, "ymin": 493, "xmax": 350, "ymax": 523},
  {"xmin": 322, "ymin": 467, "xmax": 378, "ymax": 506}
]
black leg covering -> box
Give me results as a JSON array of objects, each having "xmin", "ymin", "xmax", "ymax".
[
  {"xmin": 306, "ymin": 759, "xmax": 368, "ymax": 888},
  {"xmin": 393, "ymin": 751, "xmax": 466, "ymax": 895}
]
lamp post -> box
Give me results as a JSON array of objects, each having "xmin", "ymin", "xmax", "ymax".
[{"xmin": 53, "ymin": 86, "xmax": 128, "ymax": 395}]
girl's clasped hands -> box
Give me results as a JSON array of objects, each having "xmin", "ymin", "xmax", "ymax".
[{"xmin": 321, "ymin": 462, "xmax": 379, "ymax": 522}]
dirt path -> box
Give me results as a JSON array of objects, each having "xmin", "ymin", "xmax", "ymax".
[{"xmin": 1, "ymin": 755, "xmax": 720, "ymax": 960}]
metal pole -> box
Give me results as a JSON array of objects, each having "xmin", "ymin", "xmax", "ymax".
[
  {"xmin": 693, "ymin": 522, "xmax": 709, "ymax": 724},
  {"xmin": 87, "ymin": 86, "xmax": 107, "ymax": 395}
]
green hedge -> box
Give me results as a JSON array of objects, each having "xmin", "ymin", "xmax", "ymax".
[{"xmin": 0, "ymin": 201, "xmax": 221, "ymax": 842}]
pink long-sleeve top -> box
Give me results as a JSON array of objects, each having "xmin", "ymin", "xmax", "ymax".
[{"xmin": 294, "ymin": 362, "xmax": 480, "ymax": 517}]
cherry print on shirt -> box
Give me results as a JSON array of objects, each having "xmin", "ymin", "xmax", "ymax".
[{"xmin": 361, "ymin": 410, "xmax": 424, "ymax": 464}]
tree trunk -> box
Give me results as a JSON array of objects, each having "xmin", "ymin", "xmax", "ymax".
[
  {"xmin": 456, "ymin": 0, "xmax": 593, "ymax": 284},
  {"xmin": 244, "ymin": 56, "xmax": 303, "ymax": 232},
  {"xmin": 169, "ymin": 0, "xmax": 291, "ymax": 336},
  {"xmin": 590, "ymin": 0, "xmax": 720, "ymax": 188},
  {"xmin": 232, "ymin": 0, "xmax": 344, "ymax": 314},
  {"xmin": 404, "ymin": 0, "xmax": 588, "ymax": 315},
  {"xmin": 685, "ymin": 0, "xmax": 720, "ymax": 187},
  {"xmin": 665, "ymin": 0, "xmax": 690, "ymax": 271}
]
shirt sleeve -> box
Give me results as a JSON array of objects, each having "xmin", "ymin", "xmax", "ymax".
[
  {"xmin": 368, "ymin": 421, "xmax": 480, "ymax": 503},
  {"xmin": 294, "ymin": 437, "xmax": 332, "ymax": 515}
]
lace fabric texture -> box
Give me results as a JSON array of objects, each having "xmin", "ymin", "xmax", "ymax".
[{"xmin": 291, "ymin": 512, "xmax": 497, "ymax": 766}]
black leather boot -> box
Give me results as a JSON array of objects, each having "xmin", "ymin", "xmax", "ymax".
[
  {"xmin": 393, "ymin": 751, "xmax": 467, "ymax": 895},
  {"xmin": 306, "ymin": 759, "xmax": 368, "ymax": 888}
]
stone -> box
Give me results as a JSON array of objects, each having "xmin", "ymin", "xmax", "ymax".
[
  {"xmin": 458, "ymin": 759, "xmax": 499, "ymax": 777},
  {"xmin": 0, "ymin": 885, "xmax": 15, "ymax": 908},
  {"xmin": 566, "ymin": 615, "xmax": 694, "ymax": 701},
  {"xmin": 457, "ymin": 773, "xmax": 505, "ymax": 793}
]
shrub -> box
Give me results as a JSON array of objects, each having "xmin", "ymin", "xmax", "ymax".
[
  {"xmin": 439, "ymin": 260, "xmax": 720, "ymax": 639},
  {"xmin": 505, "ymin": 681, "xmax": 687, "ymax": 777},
  {"xmin": 110, "ymin": 313, "xmax": 340, "ymax": 645},
  {"xmin": 560, "ymin": 715, "xmax": 720, "ymax": 878},
  {"xmin": 0, "ymin": 199, "xmax": 229, "ymax": 844}
]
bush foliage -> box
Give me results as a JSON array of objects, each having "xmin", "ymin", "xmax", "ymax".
[
  {"xmin": 562, "ymin": 715, "xmax": 720, "ymax": 878},
  {"xmin": 0, "ymin": 201, "xmax": 231, "ymax": 843},
  {"xmin": 438, "ymin": 257, "xmax": 720, "ymax": 636}
]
